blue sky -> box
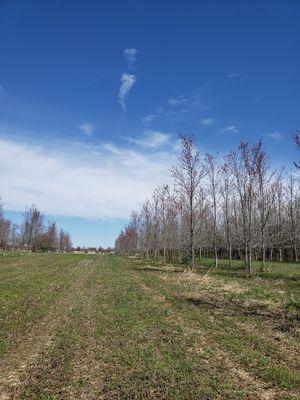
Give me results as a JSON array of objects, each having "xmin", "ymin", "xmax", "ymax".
[{"xmin": 0, "ymin": 0, "xmax": 299, "ymax": 247}]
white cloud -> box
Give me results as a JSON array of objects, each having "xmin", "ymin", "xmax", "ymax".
[
  {"xmin": 0, "ymin": 84, "xmax": 4, "ymax": 93},
  {"xmin": 219, "ymin": 125, "xmax": 239, "ymax": 134},
  {"xmin": 0, "ymin": 136, "xmax": 173, "ymax": 220},
  {"xmin": 118, "ymin": 73, "xmax": 136, "ymax": 112},
  {"xmin": 142, "ymin": 94, "xmax": 206, "ymax": 127},
  {"xmin": 227, "ymin": 72, "xmax": 240, "ymax": 79},
  {"xmin": 168, "ymin": 94, "xmax": 204, "ymax": 110},
  {"xmin": 142, "ymin": 114, "xmax": 156, "ymax": 124},
  {"xmin": 123, "ymin": 48, "xmax": 138, "ymax": 69},
  {"xmin": 124, "ymin": 130, "xmax": 171, "ymax": 149},
  {"xmin": 142, "ymin": 107, "xmax": 163, "ymax": 125},
  {"xmin": 201, "ymin": 117, "xmax": 214, "ymax": 125},
  {"xmin": 227, "ymin": 72, "xmax": 247, "ymax": 82},
  {"xmin": 168, "ymin": 95, "xmax": 188, "ymax": 107},
  {"xmin": 79, "ymin": 122, "xmax": 94, "ymax": 136},
  {"xmin": 267, "ymin": 131, "xmax": 282, "ymax": 142}
]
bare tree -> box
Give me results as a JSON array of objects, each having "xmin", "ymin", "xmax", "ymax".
[
  {"xmin": 204, "ymin": 154, "xmax": 219, "ymax": 268},
  {"xmin": 10, "ymin": 223, "xmax": 20, "ymax": 249},
  {"xmin": 140, "ymin": 200, "xmax": 152, "ymax": 259},
  {"xmin": 273, "ymin": 180, "xmax": 285, "ymax": 262},
  {"xmin": 227, "ymin": 143, "xmax": 260, "ymax": 276},
  {"xmin": 116, "ymin": 138, "xmax": 300, "ymax": 271},
  {"xmin": 20, "ymin": 205, "xmax": 44, "ymax": 251},
  {"xmin": 153, "ymin": 185, "xmax": 170, "ymax": 264},
  {"xmin": 171, "ymin": 134, "xmax": 202, "ymax": 269},
  {"xmin": 254, "ymin": 144, "xmax": 279, "ymax": 271},
  {"xmin": 0, "ymin": 198, "xmax": 72, "ymax": 253},
  {"xmin": 220, "ymin": 159, "xmax": 234, "ymax": 267},
  {"xmin": 0, "ymin": 200, "xmax": 11, "ymax": 249},
  {"xmin": 287, "ymin": 175, "xmax": 299, "ymax": 262},
  {"xmin": 43, "ymin": 221, "xmax": 58, "ymax": 252},
  {"xmin": 293, "ymin": 130, "xmax": 300, "ymax": 168},
  {"xmin": 59, "ymin": 229, "xmax": 73, "ymax": 253}
]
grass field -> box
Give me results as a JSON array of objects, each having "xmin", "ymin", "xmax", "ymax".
[{"xmin": 0, "ymin": 254, "xmax": 299, "ymax": 399}]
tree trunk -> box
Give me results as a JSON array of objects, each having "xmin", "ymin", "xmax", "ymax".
[
  {"xmin": 247, "ymin": 246, "xmax": 252, "ymax": 277},
  {"xmin": 228, "ymin": 244, "xmax": 232, "ymax": 267},
  {"xmin": 190, "ymin": 201, "xmax": 194, "ymax": 269},
  {"xmin": 270, "ymin": 247, "xmax": 273, "ymax": 262},
  {"xmin": 214, "ymin": 246, "xmax": 218, "ymax": 268},
  {"xmin": 245, "ymin": 242, "xmax": 252, "ymax": 277},
  {"xmin": 279, "ymin": 247, "xmax": 283, "ymax": 262},
  {"xmin": 260, "ymin": 244, "xmax": 266, "ymax": 272},
  {"xmin": 244, "ymin": 242, "xmax": 248, "ymax": 270},
  {"xmin": 293, "ymin": 244, "xmax": 298, "ymax": 263}
]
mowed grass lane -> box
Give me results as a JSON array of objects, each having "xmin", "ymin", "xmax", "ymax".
[{"xmin": 0, "ymin": 254, "xmax": 299, "ymax": 399}]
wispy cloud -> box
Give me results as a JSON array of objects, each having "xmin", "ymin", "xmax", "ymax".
[
  {"xmin": 79, "ymin": 122, "xmax": 94, "ymax": 136},
  {"xmin": 0, "ymin": 135, "xmax": 174, "ymax": 220},
  {"xmin": 118, "ymin": 73, "xmax": 136, "ymax": 112},
  {"xmin": 142, "ymin": 114, "xmax": 156, "ymax": 125},
  {"xmin": 227, "ymin": 72, "xmax": 240, "ymax": 79},
  {"xmin": 219, "ymin": 125, "xmax": 239, "ymax": 134},
  {"xmin": 142, "ymin": 108, "xmax": 163, "ymax": 125},
  {"xmin": 227, "ymin": 72, "xmax": 247, "ymax": 82},
  {"xmin": 168, "ymin": 95, "xmax": 189, "ymax": 107},
  {"xmin": 267, "ymin": 131, "xmax": 282, "ymax": 142},
  {"xmin": 143, "ymin": 93, "xmax": 207, "ymax": 126},
  {"xmin": 124, "ymin": 130, "xmax": 171, "ymax": 149},
  {"xmin": 0, "ymin": 84, "xmax": 4, "ymax": 93},
  {"xmin": 201, "ymin": 117, "xmax": 214, "ymax": 125},
  {"xmin": 123, "ymin": 48, "xmax": 138, "ymax": 69},
  {"xmin": 168, "ymin": 94, "xmax": 203, "ymax": 110}
]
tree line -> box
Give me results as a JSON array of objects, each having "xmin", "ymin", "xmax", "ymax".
[
  {"xmin": 0, "ymin": 202, "xmax": 72, "ymax": 252},
  {"xmin": 115, "ymin": 134, "xmax": 300, "ymax": 276}
]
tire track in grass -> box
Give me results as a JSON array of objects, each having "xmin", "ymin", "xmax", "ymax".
[
  {"xmin": 60, "ymin": 260, "xmax": 106, "ymax": 400},
  {"xmin": 17, "ymin": 257, "xmax": 108, "ymax": 400},
  {"xmin": 93, "ymin": 257, "xmax": 269, "ymax": 399},
  {"xmin": 84, "ymin": 258, "xmax": 222, "ymax": 399},
  {"xmin": 0, "ymin": 255, "xmax": 88, "ymax": 358},
  {"xmin": 0, "ymin": 258, "xmax": 95, "ymax": 399},
  {"xmin": 1, "ymin": 255, "xmax": 297, "ymax": 399}
]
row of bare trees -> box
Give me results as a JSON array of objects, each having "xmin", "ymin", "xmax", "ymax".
[
  {"xmin": 0, "ymin": 202, "xmax": 72, "ymax": 252},
  {"xmin": 115, "ymin": 135, "xmax": 300, "ymax": 276}
]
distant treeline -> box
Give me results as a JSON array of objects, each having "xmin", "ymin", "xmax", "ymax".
[
  {"xmin": 115, "ymin": 134, "xmax": 300, "ymax": 276},
  {"xmin": 0, "ymin": 202, "xmax": 72, "ymax": 252},
  {"xmin": 73, "ymin": 246, "xmax": 114, "ymax": 253}
]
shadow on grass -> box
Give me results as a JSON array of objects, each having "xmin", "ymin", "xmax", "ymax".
[
  {"xmin": 184, "ymin": 294, "xmax": 278, "ymax": 317},
  {"xmin": 200, "ymin": 267, "xmax": 300, "ymax": 282},
  {"xmin": 182, "ymin": 294, "xmax": 300, "ymax": 331},
  {"xmin": 257, "ymin": 272, "xmax": 300, "ymax": 281}
]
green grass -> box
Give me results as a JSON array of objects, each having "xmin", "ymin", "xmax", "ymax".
[
  {"xmin": 197, "ymin": 257, "xmax": 300, "ymax": 305},
  {"xmin": 197, "ymin": 256, "xmax": 300, "ymax": 275},
  {"xmin": 0, "ymin": 254, "xmax": 299, "ymax": 399}
]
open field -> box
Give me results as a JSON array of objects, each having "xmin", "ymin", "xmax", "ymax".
[{"xmin": 0, "ymin": 254, "xmax": 299, "ymax": 399}]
